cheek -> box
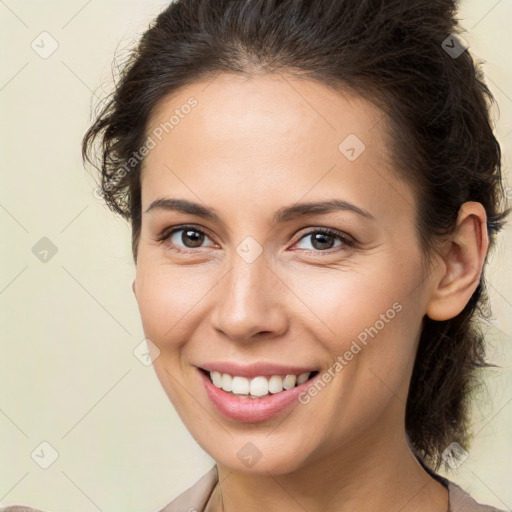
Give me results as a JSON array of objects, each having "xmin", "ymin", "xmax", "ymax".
[
  {"xmin": 282, "ymin": 257, "xmax": 415, "ymax": 346},
  {"xmin": 134, "ymin": 261, "xmax": 212, "ymax": 347},
  {"xmin": 282, "ymin": 253, "xmax": 424, "ymax": 407}
]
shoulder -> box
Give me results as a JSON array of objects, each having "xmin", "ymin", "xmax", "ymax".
[
  {"xmin": 158, "ymin": 464, "xmax": 218, "ymax": 512},
  {"xmin": 2, "ymin": 470, "xmax": 507, "ymax": 512},
  {"xmin": 0, "ymin": 467, "xmax": 218, "ymax": 512},
  {"xmin": 0, "ymin": 507, "xmax": 46, "ymax": 512},
  {"xmin": 447, "ymin": 480, "xmax": 508, "ymax": 512}
]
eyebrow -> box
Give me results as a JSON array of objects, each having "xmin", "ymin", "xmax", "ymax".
[{"xmin": 144, "ymin": 197, "xmax": 375, "ymax": 223}]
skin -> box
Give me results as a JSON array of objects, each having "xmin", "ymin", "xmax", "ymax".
[{"xmin": 132, "ymin": 73, "xmax": 489, "ymax": 512}]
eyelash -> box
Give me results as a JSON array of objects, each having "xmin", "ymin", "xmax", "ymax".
[{"xmin": 156, "ymin": 224, "xmax": 355, "ymax": 255}]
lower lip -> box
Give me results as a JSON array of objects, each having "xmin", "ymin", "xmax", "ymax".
[{"xmin": 198, "ymin": 369, "xmax": 320, "ymax": 422}]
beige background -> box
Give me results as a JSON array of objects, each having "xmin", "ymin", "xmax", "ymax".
[{"xmin": 0, "ymin": 1, "xmax": 511, "ymax": 510}]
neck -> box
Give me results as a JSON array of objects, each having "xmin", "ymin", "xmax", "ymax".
[{"xmin": 205, "ymin": 427, "xmax": 448, "ymax": 512}]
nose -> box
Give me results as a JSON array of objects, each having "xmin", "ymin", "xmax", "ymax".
[{"xmin": 210, "ymin": 251, "xmax": 288, "ymax": 342}]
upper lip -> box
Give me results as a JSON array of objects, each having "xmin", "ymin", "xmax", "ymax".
[{"xmin": 198, "ymin": 361, "xmax": 318, "ymax": 379}]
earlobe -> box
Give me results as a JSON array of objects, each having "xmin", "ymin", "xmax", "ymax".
[{"xmin": 426, "ymin": 202, "xmax": 489, "ymax": 321}]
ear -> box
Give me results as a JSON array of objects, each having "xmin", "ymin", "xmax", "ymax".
[
  {"xmin": 132, "ymin": 279, "xmax": 136, "ymax": 298},
  {"xmin": 426, "ymin": 201, "xmax": 489, "ymax": 321}
]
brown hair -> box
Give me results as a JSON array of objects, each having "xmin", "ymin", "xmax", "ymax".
[{"xmin": 82, "ymin": 0, "xmax": 510, "ymax": 470}]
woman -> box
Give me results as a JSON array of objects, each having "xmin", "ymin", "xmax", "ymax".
[{"xmin": 2, "ymin": 0, "xmax": 509, "ymax": 511}]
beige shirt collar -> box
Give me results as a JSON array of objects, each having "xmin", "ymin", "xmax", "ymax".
[
  {"xmin": 0, "ymin": 465, "xmax": 505, "ymax": 512},
  {"xmin": 159, "ymin": 464, "xmax": 506, "ymax": 512}
]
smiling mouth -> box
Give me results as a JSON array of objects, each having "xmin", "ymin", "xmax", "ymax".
[{"xmin": 199, "ymin": 368, "xmax": 320, "ymax": 399}]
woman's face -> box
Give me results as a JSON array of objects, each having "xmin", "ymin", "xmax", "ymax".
[{"xmin": 133, "ymin": 73, "xmax": 437, "ymax": 473}]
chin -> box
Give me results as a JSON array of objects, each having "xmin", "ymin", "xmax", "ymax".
[{"xmin": 197, "ymin": 434, "xmax": 314, "ymax": 475}]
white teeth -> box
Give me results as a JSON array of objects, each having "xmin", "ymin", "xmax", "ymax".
[
  {"xmin": 211, "ymin": 371, "xmax": 223, "ymax": 388},
  {"xmin": 208, "ymin": 371, "xmax": 312, "ymax": 397},
  {"xmin": 231, "ymin": 376, "xmax": 249, "ymax": 395},
  {"xmin": 268, "ymin": 375, "xmax": 283, "ymax": 394},
  {"xmin": 282, "ymin": 374, "xmax": 297, "ymax": 389},
  {"xmin": 249, "ymin": 376, "xmax": 268, "ymax": 397},
  {"xmin": 297, "ymin": 372, "xmax": 310, "ymax": 385},
  {"xmin": 221, "ymin": 373, "xmax": 232, "ymax": 392}
]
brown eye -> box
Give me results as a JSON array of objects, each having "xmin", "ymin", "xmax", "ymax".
[
  {"xmin": 159, "ymin": 226, "xmax": 216, "ymax": 252},
  {"xmin": 310, "ymin": 232, "xmax": 336, "ymax": 250},
  {"xmin": 294, "ymin": 228, "xmax": 354, "ymax": 252},
  {"xmin": 178, "ymin": 228, "xmax": 205, "ymax": 248}
]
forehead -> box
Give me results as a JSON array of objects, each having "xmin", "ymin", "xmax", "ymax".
[
  {"xmin": 145, "ymin": 72, "xmax": 385, "ymax": 158},
  {"xmin": 140, "ymin": 73, "xmax": 414, "ymax": 223}
]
